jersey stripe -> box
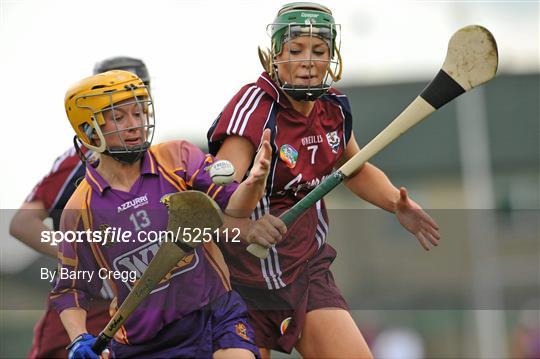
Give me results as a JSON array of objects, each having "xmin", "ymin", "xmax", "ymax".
[
  {"xmin": 72, "ymin": 242, "xmax": 80, "ymax": 308},
  {"xmin": 232, "ymin": 88, "xmax": 262, "ymax": 134},
  {"xmin": 50, "ymin": 147, "xmax": 76, "ymax": 173},
  {"xmin": 259, "ymin": 256, "xmax": 273, "ymax": 289},
  {"xmin": 265, "ymin": 250, "xmax": 280, "ymax": 289},
  {"xmin": 157, "ymin": 166, "xmax": 183, "ymax": 191},
  {"xmin": 316, "ymin": 200, "xmax": 328, "ymax": 247},
  {"xmin": 260, "ymin": 75, "xmax": 281, "ymax": 103},
  {"xmin": 257, "ymin": 195, "xmax": 286, "ymax": 289},
  {"xmin": 239, "ymin": 91, "xmax": 265, "ymax": 135},
  {"xmin": 252, "ymin": 200, "xmax": 276, "ymax": 289},
  {"xmin": 58, "ymin": 252, "xmax": 78, "ymax": 267},
  {"xmin": 227, "ymin": 85, "xmax": 257, "ymax": 135},
  {"xmin": 270, "ymin": 246, "xmax": 286, "ymax": 288},
  {"xmin": 210, "ymin": 186, "xmax": 223, "ymax": 200},
  {"xmin": 50, "ymin": 161, "xmax": 83, "ymax": 210},
  {"xmin": 85, "ymin": 168, "xmax": 104, "ymax": 193},
  {"xmin": 203, "ymin": 244, "xmax": 232, "ymax": 291},
  {"xmin": 337, "ymin": 103, "xmax": 347, "ymax": 146},
  {"xmin": 268, "ymin": 123, "xmax": 279, "ymax": 195},
  {"xmin": 315, "ymin": 232, "xmax": 322, "ymax": 248},
  {"xmin": 316, "ymin": 200, "xmax": 329, "ymax": 233}
]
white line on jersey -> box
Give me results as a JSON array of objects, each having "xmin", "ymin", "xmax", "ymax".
[
  {"xmin": 227, "ymin": 85, "xmax": 257, "ymax": 135},
  {"xmin": 232, "ymin": 88, "xmax": 261, "ymax": 134},
  {"xmin": 239, "ymin": 91, "xmax": 265, "ymax": 135},
  {"xmin": 260, "ymin": 75, "xmax": 280, "ymax": 103}
]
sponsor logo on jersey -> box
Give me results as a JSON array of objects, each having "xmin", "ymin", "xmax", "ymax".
[
  {"xmin": 235, "ymin": 322, "xmax": 250, "ymax": 341},
  {"xmin": 113, "ymin": 241, "xmax": 197, "ymax": 291},
  {"xmin": 326, "ymin": 131, "xmax": 340, "ymax": 153},
  {"xmin": 117, "ymin": 193, "xmax": 149, "ymax": 213},
  {"xmin": 279, "ymin": 144, "xmax": 298, "ymax": 168},
  {"xmin": 280, "ymin": 173, "xmax": 331, "ymax": 196},
  {"xmin": 301, "ymin": 134, "xmax": 323, "ymax": 146},
  {"xmin": 280, "ymin": 317, "xmax": 292, "ymax": 335}
]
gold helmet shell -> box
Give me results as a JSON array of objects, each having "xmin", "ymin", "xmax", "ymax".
[{"xmin": 65, "ymin": 70, "xmax": 151, "ymax": 153}]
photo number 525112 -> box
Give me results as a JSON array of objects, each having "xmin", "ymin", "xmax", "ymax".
[{"xmin": 180, "ymin": 227, "xmax": 241, "ymax": 244}]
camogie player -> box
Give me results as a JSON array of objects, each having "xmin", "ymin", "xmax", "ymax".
[
  {"xmin": 207, "ymin": 2, "xmax": 440, "ymax": 358},
  {"xmin": 9, "ymin": 57, "xmax": 151, "ymax": 358},
  {"xmin": 50, "ymin": 70, "xmax": 284, "ymax": 358}
]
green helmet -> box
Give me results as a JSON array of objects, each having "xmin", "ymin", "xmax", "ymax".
[
  {"xmin": 270, "ymin": 2, "xmax": 337, "ymax": 56},
  {"xmin": 262, "ymin": 2, "xmax": 342, "ymax": 101}
]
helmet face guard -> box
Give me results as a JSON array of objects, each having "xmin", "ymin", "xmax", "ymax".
[
  {"xmin": 266, "ymin": 2, "xmax": 342, "ymax": 101},
  {"xmin": 65, "ymin": 70, "xmax": 155, "ymax": 164}
]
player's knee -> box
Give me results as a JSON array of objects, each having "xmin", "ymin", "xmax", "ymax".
[{"xmin": 213, "ymin": 348, "xmax": 256, "ymax": 359}]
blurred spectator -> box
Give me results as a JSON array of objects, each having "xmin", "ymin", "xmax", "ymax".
[{"xmin": 510, "ymin": 307, "xmax": 540, "ymax": 359}]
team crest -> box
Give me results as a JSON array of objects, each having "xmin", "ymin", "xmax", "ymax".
[
  {"xmin": 326, "ymin": 131, "xmax": 340, "ymax": 153},
  {"xmin": 280, "ymin": 317, "xmax": 292, "ymax": 335},
  {"xmin": 235, "ymin": 322, "xmax": 250, "ymax": 341},
  {"xmin": 279, "ymin": 144, "xmax": 298, "ymax": 168}
]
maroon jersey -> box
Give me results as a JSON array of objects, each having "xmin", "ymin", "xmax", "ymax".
[
  {"xmin": 27, "ymin": 147, "xmax": 86, "ymax": 231},
  {"xmin": 208, "ymin": 72, "xmax": 352, "ymax": 289}
]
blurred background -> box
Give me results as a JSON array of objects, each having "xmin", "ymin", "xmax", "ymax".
[{"xmin": 1, "ymin": 0, "xmax": 538, "ymax": 358}]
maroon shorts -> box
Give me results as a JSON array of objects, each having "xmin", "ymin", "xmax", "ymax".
[
  {"xmin": 232, "ymin": 244, "xmax": 348, "ymax": 353},
  {"xmin": 28, "ymin": 297, "xmax": 111, "ymax": 359}
]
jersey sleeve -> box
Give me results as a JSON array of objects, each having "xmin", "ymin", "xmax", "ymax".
[
  {"xmin": 179, "ymin": 141, "xmax": 239, "ymax": 210},
  {"xmin": 207, "ymin": 84, "xmax": 273, "ymax": 156},
  {"xmin": 26, "ymin": 148, "xmax": 81, "ymax": 211},
  {"xmin": 49, "ymin": 190, "xmax": 103, "ymax": 313},
  {"xmin": 151, "ymin": 140, "xmax": 239, "ymax": 211},
  {"xmin": 327, "ymin": 88, "xmax": 353, "ymax": 146}
]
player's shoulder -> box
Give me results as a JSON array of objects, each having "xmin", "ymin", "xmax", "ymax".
[
  {"xmin": 60, "ymin": 179, "xmax": 92, "ymax": 230},
  {"xmin": 48, "ymin": 147, "xmax": 80, "ymax": 174},
  {"xmin": 324, "ymin": 87, "xmax": 349, "ymax": 100},
  {"xmin": 149, "ymin": 140, "xmax": 204, "ymax": 169},
  {"xmin": 223, "ymin": 81, "xmax": 275, "ymax": 112},
  {"xmin": 63, "ymin": 179, "xmax": 92, "ymax": 210},
  {"xmin": 150, "ymin": 139, "xmax": 200, "ymax": 156},
  {"xmin": 322, "ymin": 87, "xmax": 351, "ymax": 112}
]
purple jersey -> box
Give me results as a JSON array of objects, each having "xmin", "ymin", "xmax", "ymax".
[
  {"xmin": 50, "ymin": 140, "xmax": 238, "ymax": 346},
  {"xmin": 208, "ymin": 72, "xmax": 352, "ymax": 290}
]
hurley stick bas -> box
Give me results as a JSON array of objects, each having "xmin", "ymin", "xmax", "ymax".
[
  {"xmin": 91, "ymin": 191, "xmax": 223, "ymax": 353},
  {"xmin": 247, "ymin": 24, "xmax": 499, "ymax": 259}
]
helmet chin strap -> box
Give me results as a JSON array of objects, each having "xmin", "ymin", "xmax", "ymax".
[
  {"xmin": 282, "ymin": 83, "xmax": 327, "ymax": 101},
  {"xmin": 103, "ymin": 142, "xmax": 151, "ymax": 164}
]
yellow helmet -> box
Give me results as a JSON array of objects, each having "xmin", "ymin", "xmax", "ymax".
[{"xmin": 65, "ymin": 70, "xmax": 154, "ymax": 162}]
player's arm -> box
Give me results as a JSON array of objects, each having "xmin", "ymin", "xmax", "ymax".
[
  {"xmin": 61, "ymin": 308, "xmax": 105, "ymax": 358},
  {"xmin": 337, "ymin": 133, "xmax": 400, "ymax": 212},
  {"xmin": 222, "ymin": 215, "xmax": 286, "ymax": 248},
  {"xmin": 338, "ymin": 132, "xmax": 440, "ymax": 250},
  {"xmin": 51, "ymin": 206, "xmax": 102, "ymax": 343},
  {"xmin": 59, "ymin": 307, "xmax": 88, "ymax": 341},
  {"xmin": 224, "ymin": 129, "xmax": 272, "ymax": 218},
  {"xmin": 9, "ymin": 200, "xmax": 56, "ymax": 257},
  {"xmin": 217, "ymin": 131, "xmax": 286, "ymax": 247}
]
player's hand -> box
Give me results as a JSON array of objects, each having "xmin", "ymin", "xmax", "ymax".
[
  {"xmin": 246, "ymin": 214, "xmax": 286, "ymax": 248},
  {"xmin": 395, "ymin": 187, "xmax": 440, "ymax": 250},
  {"xmin": 244, "ymin": 129, "xmax": 272, "ymax": 186},
  {"xmin": 67, "ymin": 333, "xmax": 109, "ymax": 359}
]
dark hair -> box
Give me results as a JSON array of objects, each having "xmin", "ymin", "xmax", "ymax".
[{"xmin": 93, "ymin": 56, "xmax": 150, "ymax": 85}]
